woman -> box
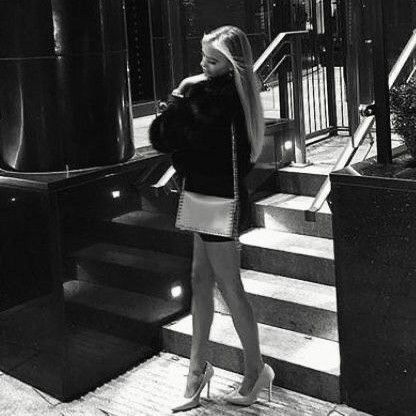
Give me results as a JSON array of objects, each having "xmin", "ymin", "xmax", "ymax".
[{"xmin": 150, "ymin": 25, "xmax": 275, "ymax": 412}]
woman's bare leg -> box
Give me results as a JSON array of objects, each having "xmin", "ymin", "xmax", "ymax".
[
  {"xmin": 204, "ymin": 240, "xmax": 264, "ymax": 395},
  {"xmin": 185, "ymin": 234, "xmax": 216, "ymax": 397}
]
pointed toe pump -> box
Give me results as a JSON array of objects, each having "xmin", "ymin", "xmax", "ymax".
[
  {"xmin": 224, "ymin": 363, "xmax": 275, "ymax": 406},
  {"xmin": 172, "ymin": 362, "xmax": 214, "ymax": 413}
]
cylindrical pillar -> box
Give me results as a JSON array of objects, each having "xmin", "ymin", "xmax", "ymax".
[{"xmin": 0, "ymin": 0, "xmax": 134, "ymax": 172}]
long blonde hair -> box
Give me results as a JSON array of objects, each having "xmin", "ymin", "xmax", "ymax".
[{"xmin": 202, "ymin": 26, "xmax": 264, "ymax": 162}]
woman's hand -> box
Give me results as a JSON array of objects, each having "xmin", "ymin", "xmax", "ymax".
[{"xmin": 174, "ymin": 73, "xmax": 207, "ymax": 96}]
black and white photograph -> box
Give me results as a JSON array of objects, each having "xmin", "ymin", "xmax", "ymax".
[{"xmin": 0, "ymin": 1, "xmax": 415, "ymax": 415}]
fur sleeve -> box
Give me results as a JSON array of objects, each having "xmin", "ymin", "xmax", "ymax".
[{"xmin": 149, "ymin": 96, "xmax": 192, "ymax": 153}]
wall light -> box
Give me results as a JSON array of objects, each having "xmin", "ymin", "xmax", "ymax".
[
  {"xmin": 284, "ymin": 141, "xmax": 293, "ymax": 150},
  {"xmin": 112, "ymin": 190, "xmax": 121, "ymax": 199},
  {"xmin": 170, "ymin": 284, "xmax": 183, "ymax": 299}
]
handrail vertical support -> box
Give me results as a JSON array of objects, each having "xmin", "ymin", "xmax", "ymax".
[
  {"xmin": 344, "ymin": 0, "xmax": 361, "ymax": 136},
  {"xmin": 279, "ymin": 69, "xmax": 289, "ymax": 119},
  {"xmin": 371, "ymin": 0, "xmax": 392, "ymax": 164},
  {"xmin": 323, "ymin": 0, "xmax": 337, "ymax": 129},
  {"xmin": 292, "ymin": 37, "xmax": 307, "ymax": 164}
]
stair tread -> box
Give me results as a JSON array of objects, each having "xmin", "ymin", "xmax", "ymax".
[
  {"xmin": 72, "ymin": 243, "xmax": 189, "ymax": 272},
  {"xmin": 64, "ymin": 280, "xmax": 180, "ymax": 324},
  {"xmin": 240, "ymin": 269, "xmax": 337, "ymax": 312},
  {"xmin": 165, "ymin": 313, "xmax": 340, "ymax": 376},
  {"xmin": 256, "ymin": 193, "xmax": 331, "ymax": 215},
  {"xmin": 240, "ymin": 228, "xmax": 334, "ymax": 260},
  {"xmin": 111, "ymin": 210, "xmax": 176, "ymax": 230},
  {"xmin": 279, "ymin": 164, "xmax": 332, "ymax": 175}
]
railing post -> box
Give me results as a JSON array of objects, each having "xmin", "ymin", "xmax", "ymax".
[
  {"xmin": 371, "ymin": 0, "xmax": 392, "ymax": 164},
  {"xmin": 278, "ymin": 66, "xmax": 290, "ymax": 119},
  {"xmin": 291, "ymin": 36, "xmax": 307, "ymax": 164},
  {"xmin": 344, "ymin": 0, "xmax": 361, "ymax": 136},
  {"xmin": 323, "ymin": 0, "xmax": 337, "ymax": 130}
]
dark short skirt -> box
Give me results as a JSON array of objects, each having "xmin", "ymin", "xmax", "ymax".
[{"xmin": 199, "ymin": 233, "xmax": 233, "ymax": 242}]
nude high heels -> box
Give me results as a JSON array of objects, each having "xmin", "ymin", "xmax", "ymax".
[
  {"xmin": 224, "ymin": 363, "xmax": 275, "ymax": 406},
  {"xmin": 172, "ymin": 362, "xmax": 214, "ymax": 413}
]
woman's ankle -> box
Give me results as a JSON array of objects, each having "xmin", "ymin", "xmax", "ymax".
[
  {"xmin": 189, "ymin": 360, "xmax": 206, "ymax": 376},
  {"xmin": 244, "ymin": 360, "xmax": 264, "ymax": 379}
]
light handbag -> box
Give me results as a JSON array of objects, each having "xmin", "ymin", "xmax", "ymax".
[{"xmin": 175, "ymin": 124, "xmax": 239, "ymax": 238}]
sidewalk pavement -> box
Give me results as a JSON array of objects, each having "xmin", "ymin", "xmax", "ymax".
[{"xmin": 0, "ymin": 352, "xmax": 373, "ymax": 416}]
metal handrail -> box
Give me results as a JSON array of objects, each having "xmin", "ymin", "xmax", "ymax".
[
  {"xmin": 254, "ymin": 30, "xmax": 309, "ymax": 73},
  {"xmin": 305, "ymin": 29, "xmax": 416, "ymax": 221},
  {"xmin": 389, "ymin": 29, "xmax": 416, "ymax": 88}
]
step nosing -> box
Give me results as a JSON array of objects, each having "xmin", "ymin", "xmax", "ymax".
[
  {"xmin": 244, "ymin": 292, "xmax": 337, "ymax": 312},
  {"xmin": 72, "ymin": 243, "xmax": 190, "ymax": 268},
  {"xmin": 258, "ymin": 203, "xmax": 331, "ymax": 214},
  {"xmin": 242, "ymin": 242, "xmax": 335, "ymax": 260},
  {"xmin": 111, "ymin": 211, "xmax": 176, "ymax": 230}
]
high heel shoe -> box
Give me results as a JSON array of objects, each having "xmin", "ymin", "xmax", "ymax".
[
  {"xmin": 172, "ymin": 362, "xmax": 214, "ymax": 413},
  {"xmin": 224, "ymin": 363, "xmax": 275, "ymax": 406}
]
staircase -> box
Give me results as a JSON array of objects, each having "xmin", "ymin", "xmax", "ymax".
[
  {"xmin": 63, "ymin": 147, "xmax": 341, "ymax": 403},
  {"xmin": 162, "ymin": 162, "xmax": 341, "ymax": 403}
]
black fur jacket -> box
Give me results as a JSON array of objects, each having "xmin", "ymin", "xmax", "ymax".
[{"xmin": 149, "ymin": 73, "xmax": 253, "ymax": 199}]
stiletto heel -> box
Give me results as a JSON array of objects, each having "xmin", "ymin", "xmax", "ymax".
[
  {"xmin": 223, "ymin": 363, "xmax": 275, "ymax": 406},
  {"xmin": 172, "ymin": 362, "xmax": 214, "ymax": 413}
]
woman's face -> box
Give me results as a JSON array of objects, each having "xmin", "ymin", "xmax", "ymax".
[{"xmin": 200, "ymin": 44, "xmax": 232, "ymax": 78}]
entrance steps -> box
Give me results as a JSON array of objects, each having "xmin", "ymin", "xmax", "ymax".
[{"xmin": 65, "ymin": 160, "xmax": 341, "ymax": 403}]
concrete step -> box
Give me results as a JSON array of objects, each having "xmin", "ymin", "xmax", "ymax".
[
  {"xmin": 240, "ymin": 228, "xmax": 335, "ymax": 286},
  {"xmin": 214, "ymin": 269, "xmax": 338, "ymax": 341},
  {"xmin": 254, "ymin": 193, "xmax": 332, "ymax": 238},
  {"xmin": 163, "ymin": 313, "xmax": 340, "ymax": 403},
  {"xmin": 96, "ymin": 210, "xmax": 193, "ymax": 258},
  {"xmin": 64, "ymin": 280, "xmax": 184, "ymax": 344},
  {"xmin": 70, "ymin": 243, "xmax": 191, "ymax": 300},
  {"xmin": 278, "ymin": 164, "xmax": 331, "ymax": 196}
]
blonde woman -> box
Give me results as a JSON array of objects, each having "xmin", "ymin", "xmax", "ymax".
[{"xmin": 150, "ymin": 25, "xmax": 275, "ymax": 412}]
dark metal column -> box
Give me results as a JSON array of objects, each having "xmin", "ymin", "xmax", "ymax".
[
  {"xmin": 370, "ymin": 0, "xmax": 392, "ymax": 164},
  {"xmin": 0, "ymin": 0, "xmax": 134, "ymax": 172}
]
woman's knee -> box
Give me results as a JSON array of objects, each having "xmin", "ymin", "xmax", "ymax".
[{"xmin": 216, "ymin": 276, "xmax": 244, "ymax": 300}]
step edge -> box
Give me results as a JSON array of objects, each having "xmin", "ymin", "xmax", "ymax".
[{"xmin": 163, "ymin": 313, "xmax": 340, "ymax": 376}]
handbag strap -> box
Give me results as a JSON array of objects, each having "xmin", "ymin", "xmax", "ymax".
[
  {"xmin": 181, "ymin": 122, "xmax": 240, "ymax": 201},
  {"xmin": 231, "ymin": 122, "xmax": 239, "ymax": 202}
]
